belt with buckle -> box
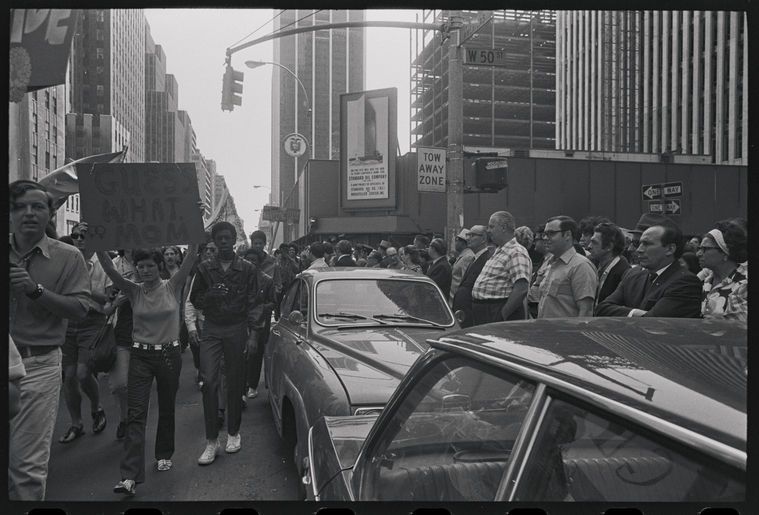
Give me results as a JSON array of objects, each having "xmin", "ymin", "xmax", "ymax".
[
  {"xmin": 132, "ymin": 341, "xmax": 179, "ymax": 351},
  {"xmin": 17, "ymin": 345, "xmax": 58, "ymax": 358}
]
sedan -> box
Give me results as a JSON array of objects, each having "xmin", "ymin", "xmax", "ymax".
[
  {"xmin": 304, "ymin": 317, "xmax": 746, "ymax": 506},
  {"xmin": 264, "ymin": 267, "xmax": 458, "ymax": 494}
]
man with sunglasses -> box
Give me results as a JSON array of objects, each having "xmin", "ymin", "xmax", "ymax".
[
  {"xmin": 595, "ymin": 213, "xmax": 702, "ymax": 318},
  {"xmin": 9, "ymin": 180, "xmax": 90, "ymax": 500},
  {"xmin": 59, "ymin": 222, "xmax": 112, "ymax": 445}
]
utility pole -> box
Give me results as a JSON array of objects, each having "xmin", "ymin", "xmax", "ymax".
[{"xmin": 446, "ymin": 11, "xmax": 465, "ymax": 253}]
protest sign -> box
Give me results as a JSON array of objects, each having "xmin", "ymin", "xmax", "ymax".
[{"xmin": 78, "ymin": 163, "xmax": 205, "ymax": 251}]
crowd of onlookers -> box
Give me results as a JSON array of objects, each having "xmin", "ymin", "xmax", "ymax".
[{"xmin": 9, "ymin": 176, "xmax": 747, "ymax": 500}]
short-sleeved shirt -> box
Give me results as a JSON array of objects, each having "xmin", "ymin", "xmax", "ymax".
[
  {"xmin": 472, "ymin": 238, "xmax": 532, "ymax": 300},
  {"xmin": 86, "ymin": 253, "xmax": 112, "ymax": 314},
  {"xmin": 126, "ymin": 279, "xmax": 182, "ymax": 344},
  {"xmin": 9, "ymin": 234, "xmax": 90, "ymax": 347},
  {"xmin": 701, "ymin": 263, "xmax": 747, "ymax": 321},
  {"xmin": 538, "ymin": 247, "xmax": 598, "ymax": 318}
]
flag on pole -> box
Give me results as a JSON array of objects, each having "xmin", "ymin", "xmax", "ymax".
[
  {"xmin": 204, "ymin": 187, "xmax": 248, "ymax": 247},
  {"xmin": 38, "ymin": 148, "xmax": 127, "ymax": 209}
]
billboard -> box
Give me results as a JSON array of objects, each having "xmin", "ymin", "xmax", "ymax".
[{"xmin": 340, "ymin": 88, "xmax": 397, "ymax": 210}]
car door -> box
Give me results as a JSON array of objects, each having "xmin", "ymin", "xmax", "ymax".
[
  {"xmin": 512, "ymin": 395, "xmax": 746, "ymax": 502},
  {"xmin": 352, "ymin": 355, "xmax": 539, "ymax": 502},
  {"xmin": 266, "ymin": 278, "xmax": 309, "ymax": 433}
]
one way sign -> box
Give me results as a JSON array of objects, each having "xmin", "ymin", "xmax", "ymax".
[{"xmin": 642, "ymin": 184, "xmax": 662, "ymax": 201}]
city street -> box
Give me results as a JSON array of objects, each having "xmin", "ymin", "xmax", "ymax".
[{"xmin": 45, "ymin": 346, "xmax": 301, "ymax": 502}]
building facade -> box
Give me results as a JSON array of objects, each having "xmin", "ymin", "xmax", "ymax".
[
  {"xmin": 271, "ymin": 9, "xmax": 366, "ymax": 244},
  {"xmin": 556, "ymin": 11, "xmax": 748, "ymax": 165},
  {"xmin": 411, "ymin": 10, "xmax": 557, "ymax": 151}
]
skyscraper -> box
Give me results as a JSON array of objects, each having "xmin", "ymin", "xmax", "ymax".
[
  {"xmin": 556, "ymin": 11, "xmax": 748, "ymax": 165},
  {"xmin": 271, "ymin": 9, "xmax": 366, "ymax": 243}
]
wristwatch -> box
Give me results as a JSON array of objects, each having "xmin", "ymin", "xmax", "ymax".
[{"xmin": 26, "ymin": 283, "xmax": 45, "ymax": 300}]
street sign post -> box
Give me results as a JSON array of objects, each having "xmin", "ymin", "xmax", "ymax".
[
  {"xmin": 458, "ymin": 11, "xmax": 493, "ymax": 45},
  {"xmin": 642, "ymin": 184, "xmax": 662, "ymax": 201},
  {"xmin": 663, "ymin": 182, "xmax": 683, "ymax": 198},
  {"xmin": 463, "ymin": 47, "xmax": 509, "ymax": 67},
  {"xmin": 417, "ymin": 147, "xmax": 447, "ymax": 193}
]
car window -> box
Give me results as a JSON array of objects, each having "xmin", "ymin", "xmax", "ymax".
[
  {"xmin": 315, "ymin": 279, "xmax": 454, "ymax": 326},
  {"xmin": 360, "ymin": 357, "xmax": 535, "ymax": 501},
  {"xmin": 280, "ymin": 280, "xmax": 301, "ymax": 318},
  {"xmin": 515, "ymin": 397, "xmax": 745, "ymax": 502}
]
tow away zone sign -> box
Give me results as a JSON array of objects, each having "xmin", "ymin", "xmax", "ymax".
[{"xmin": 417, "ymin": 147, "xmax": 446, "ymax": 193}]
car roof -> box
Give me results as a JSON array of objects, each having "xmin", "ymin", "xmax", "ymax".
[
  {"xmin": 299, "ymin": 267, "xmax": 435, "ymax": 282},
  {"xmin": 431, "ymin": 317, "xmax": 747, "ymax": 450}
]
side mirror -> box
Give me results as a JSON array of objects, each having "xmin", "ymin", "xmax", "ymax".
[
  {"xmin": 289, "ymin": 311, "xmax": 304, "ymax": 325},
  {"xmin": 454, "ymin": 310, "xmax": 466, "ymax": 325}
]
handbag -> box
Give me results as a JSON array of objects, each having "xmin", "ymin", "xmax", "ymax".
[{"xmin": 87, "ymin": 316, "xmax": 117, "ymax": 373}]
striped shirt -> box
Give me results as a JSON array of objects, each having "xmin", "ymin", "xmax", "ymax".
[{"xmin": 472, "ymin": 238, "xmax": 532, "ymax": 300}]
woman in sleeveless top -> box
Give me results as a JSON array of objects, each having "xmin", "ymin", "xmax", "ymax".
[{"xmin": 98, "ymin": 245, "xmax": 198, "ymax": 495}]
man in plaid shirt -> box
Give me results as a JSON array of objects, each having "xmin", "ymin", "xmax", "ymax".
[{"xmin": 471, "ymin": 211, "xmax": 532, "ymax": 325}]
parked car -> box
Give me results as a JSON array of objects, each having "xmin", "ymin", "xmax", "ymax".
[
  {"xmin": 304, "ymin": 317, "xmax": 746, "ymax": 504},
  {"xmin": 264, "ymin": 267, "xmax": 458, "ymax": 493}
]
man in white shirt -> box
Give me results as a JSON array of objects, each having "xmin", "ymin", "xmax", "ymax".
[{"xmin": 307, "ymin": 242, "xmax": 329, "ymax": 269}]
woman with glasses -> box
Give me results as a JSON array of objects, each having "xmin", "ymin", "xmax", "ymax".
[{"xmin": 697, "ymin": 220, "xmax": 747, "ymax": 320}]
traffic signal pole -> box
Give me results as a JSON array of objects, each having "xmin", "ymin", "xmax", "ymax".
[{"xmin": 446, "ymin": 11, "xmax": 465, "ymax": 254}]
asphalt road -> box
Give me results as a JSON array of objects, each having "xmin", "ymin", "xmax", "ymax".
[{"xmin": 45, "ymin": 345, "xmax": 301, "ymax": 503}]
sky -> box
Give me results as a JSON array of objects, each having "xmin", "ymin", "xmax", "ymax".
[{"xmin": 144, "ymin": 8, "xmax": 424, "ymax": 238}]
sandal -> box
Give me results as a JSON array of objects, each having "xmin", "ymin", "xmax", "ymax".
[
  {"xmin": 157, "ymin": 459, "xmax": 172, "ymax": 471},
  {"xmin": 113, "ymin": 479, "xmax": 136, "ymax": 495},
  {"xmin": 59, "ymin": 425, "xmax": 85, "ymax": 443}
]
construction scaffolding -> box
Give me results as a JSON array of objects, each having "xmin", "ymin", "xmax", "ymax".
[{"xmin": 411, "ymin": 10, "xmax": 557, "ymax": 151}]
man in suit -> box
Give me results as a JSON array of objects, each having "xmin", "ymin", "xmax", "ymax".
[
  {"xmin": 426, "ymin": 237, "xmax": 452, "ymax": 299},
  {"xmin": 452, "ymin": 225, "xmax": 492, "ymax": 328},
  {"xmin": 595, "ymin": 214, "xmax": 702, "ymax": 317},
  {"xmin": 334, "ymin": 240, "xmax": 357, "ymax": 267},
  {"xmin": 587, "ymin": 222, "xmax": 631, "ymax": 308}
]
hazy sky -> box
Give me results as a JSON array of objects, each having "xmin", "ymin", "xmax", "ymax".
[{"xmin": 144, "ymin": 8, "xmax": 423, "ymax": 237}]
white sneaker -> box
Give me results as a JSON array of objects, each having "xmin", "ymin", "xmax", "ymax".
[
  {"xmin": 226, "ymin": 433, "xmax": 241, "ymax": 453},
  {"xmin": 247, "ymin": 388, "xmax": 258, "ymax": 398},
  {"xmin": 198, "ymin": 439, "xmax": 221, "ymax": 465}
]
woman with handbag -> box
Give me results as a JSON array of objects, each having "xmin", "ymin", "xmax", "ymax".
[{"xmin": 97, "ymin": 243, "xmax": 198, "ymax": 496}]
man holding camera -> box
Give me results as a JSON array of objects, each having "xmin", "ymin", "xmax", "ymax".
[{"xmin": 190, "ymin": 222, "xmax": 266, "ymax": 465}]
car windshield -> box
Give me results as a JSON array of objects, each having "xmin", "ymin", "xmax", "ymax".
[{"xmin": 315, "ymin": 279, "xmax": 454, "ymax": 327}]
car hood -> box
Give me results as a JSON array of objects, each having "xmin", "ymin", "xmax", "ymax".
[{"xmin": 309, "ymin": 326, "xmax": 441, "ymax": 407}]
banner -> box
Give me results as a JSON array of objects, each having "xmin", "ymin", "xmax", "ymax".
[
  {"xmin": 38, "ymin": 149, "xmax": 126, "ymax": 209},
  {"xmin": 10, "ymin": 9, "xmax": 80, "ymax": 101},
  {"xmin": 204, "ymin": 187, "xmax": 248, "ymax": 247},
  {"xmin": 78, "ymin": 163, "xmax": 206, "ymax": 251}
]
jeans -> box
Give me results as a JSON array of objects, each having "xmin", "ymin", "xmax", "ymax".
[
  {"xmin": 120, "ymin": 344, "xmax": 181, "ymax": 484},
  {"xmin": 9, "ymin": 348, "xmax": 62, "ymax": 501},
  {"xmin": 108, "ymin": 345, "xmax": 132, "ymax": 422},
  {"xmin": 200, "ymin": 319, "xmax": 247, "ymax": 440},
  {"xmin": 246, "ymin": 314, "xmax": 270, "ymax": 390}
]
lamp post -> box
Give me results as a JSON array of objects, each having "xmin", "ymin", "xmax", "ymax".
[
  {"xmin": 246, "ymin": 60, "xmax": 313, "ymax": 247},
  {"xmin": 245, "ymin": 60, "xmax": 313, "ymax": 160}
]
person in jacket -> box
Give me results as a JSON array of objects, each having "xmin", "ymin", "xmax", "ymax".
[{"xmin": 191, "ymin": 222, "xmax": 265, "ymax": 465}]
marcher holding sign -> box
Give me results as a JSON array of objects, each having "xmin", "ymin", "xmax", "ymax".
[{"xmin": 93, "ymin": 199, "xmax": 204, "ymax": 496}]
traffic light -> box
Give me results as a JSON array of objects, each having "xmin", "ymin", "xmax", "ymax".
[{"xmin": 221, "ymin": 65, "xmax": 244, "ymax": 112}]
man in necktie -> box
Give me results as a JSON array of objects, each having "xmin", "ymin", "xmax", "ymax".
[{"xmin": 595, "ymin": 214, "xmax": 702, "ymax": 317}]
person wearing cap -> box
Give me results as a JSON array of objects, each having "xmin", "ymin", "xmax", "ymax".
[
  {"xmin": 697, "ymin": 220, "xmax": 747, "ymax": 320},
  {"xmin": 595, "ymin": 214, "xmax": 702, "ymax": 318},
  {"xmin": 449, "ymin": 228, "xmax": 475, "ymax": 304},
  {"xmin": 452, "ymin": 225, "xmax": 492, "ymax": 327}
]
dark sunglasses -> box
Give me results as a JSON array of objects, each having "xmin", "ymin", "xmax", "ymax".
[{"xmin": 71, "ymin": 233, "xmax": 85, "ymax": 240}]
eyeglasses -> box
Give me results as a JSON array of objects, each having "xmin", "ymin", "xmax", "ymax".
[
  {"xmin": 541, "ymin": 230, "xmax": 565, "ymax": 240},
  {"xmin": 697, "ymin": 246, "xmax": 723, "ymax": 253},
  {"xmin": 71, "ymin": 233, "xmax": 85, "ymax": 240},
  {"xmin": 468, "ymin": 232, "xmax": 486, "ymax": 238}
]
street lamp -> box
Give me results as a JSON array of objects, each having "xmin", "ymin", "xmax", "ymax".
[{"xmin": 245, "ymin": 60, "xmax": 313, "ymax": 159}]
